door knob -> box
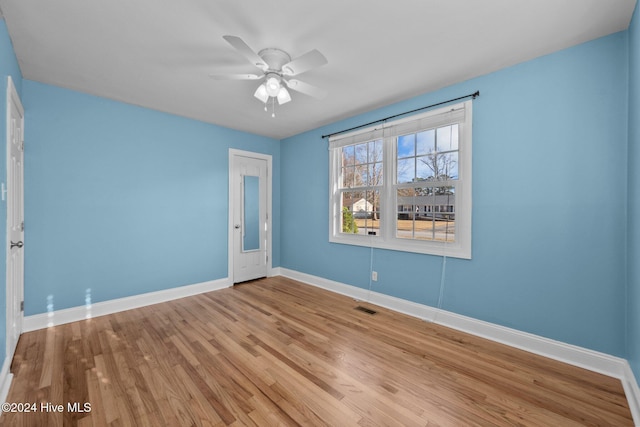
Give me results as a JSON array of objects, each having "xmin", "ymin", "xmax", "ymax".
[{"xmin": 10, "ymin": 241, "xmax": 23, "ymax": 249}]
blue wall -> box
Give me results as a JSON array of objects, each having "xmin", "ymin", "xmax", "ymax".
[
  {"xmin": 0, "ymin": 19, "xmax": 22, "ymax": 365},
  {"xmin": 628, "ymin": 3, "xmax": 640, "ymax": 384},
  {"xmin": 281, "ymin": 32, "xmax": 630, "ymax": 356},
  {"xmin": 22, "ymin": 81, "xmax": 280, "ymax": 315},
  {"xmin": 3, "ymin": 9, "xmax": 639, "ymax": 386}
]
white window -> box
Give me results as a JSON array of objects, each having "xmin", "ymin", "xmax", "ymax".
[{"xmin": 329, "ymin": 101, "xmax": 472, "ymax": 259}]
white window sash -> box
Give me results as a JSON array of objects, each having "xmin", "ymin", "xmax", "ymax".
[
  {"xmin": 329, "ymin": 103, "xmax": 466, "ymax": 149},
  {"xmin": 329, "ymin": 101, "xmax": 472, "ymax": 259}
]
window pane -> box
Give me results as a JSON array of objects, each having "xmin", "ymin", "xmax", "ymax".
[
  {"xmin": 440, "ymin": 152, "xmax": 458, "ymax": 180},
  {"xmin": 397, "ymin": 188, "xmax": 420, "ymax": 239},
  {"xmin": 451, "ymin": 125, "xmax": 459, "ymax": 151},
  {"xmin": 341, "ymin": 191, "xmax": 365, "ymax": 234},
  {"xmin": 397, "ymin": 134, "xmax": 415, "ymax": 158},
  {"xmin": 416, "ymin": 152, "xmax": 458, "ymax": 181},
  {"xmin": 368, "ymin": 140, "xmax": 383, "ymax": 163},
  {"xmin": 433, "ymin": 186, "xmax": 455, "ymax": 242},
  {"xmin": 416, "ymin": 129, "xmax": 435, "ymax": 155},
  {"xmin": 342, "ymin": 191, "xmax": 365, "ymax": 209},
  {"xmin": 341, "ymin": 190, "xmax": 383, "ymax": 236},
  {"xmin": 396, "ymin": 212, "xmax": 415, "ymax": 240},
  {"xmin": 416, "ymin": 155, "xmax": 436, "ymax": 181},
  {"xmin": 342, "ymin": 141, "xmax": 384, "ymax": 188},
  {"xmin": 368, "ymin": 162, "xmax": 383, "ymax": 187},
  {"xmin": 433, "ymin": 218, "xmax": 455, "ymax": 242},
  {"xmin": 397, "ymin": 158, "xmax": 414, "ymax": 183},
  {"xmin": 354, "ymin": 190, "xmax": 381, "ymax": 236},
  {"xmin": 396, "ymin": 186, "xmax": 456, "ymax": 242},
  {"xmin": 437, "ymin": 125, "xmax": 458, "ymax": 152},
  {"xmin": 342, "ymin": 146, "xmax": 355, "ymax": 166},
  {"xmin": 354, "ymin": 143, "xmax": 368, "ymax": 165},
  {"xmin": 353, "ymin": 164, "xmax": 366, "ymax": 186},
  {"xmin": 341, "ymin": 166, "xmax": 355, "ymax": 188}
]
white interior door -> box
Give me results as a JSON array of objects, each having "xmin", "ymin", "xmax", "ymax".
[
  {"xmin": 6, "ymin": 76, "xmax": 24, "ymax": 359},
  {"xmin": 230, "ymin": 151, "xmax": 270, "ymax": 283}
]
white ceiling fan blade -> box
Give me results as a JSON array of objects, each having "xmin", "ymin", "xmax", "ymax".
[
  {"xmin": 281, "ymin": 49, "xmax": 328, "ymax": 76},
  {"xmin": 209, "ymin": 73, "xmax": 264, "ymax": 80},
  {"xmin": 222, "ymin": 35, "xmax": 269, "ymax": 71},
  {"xmin": 284, "ymin": 79, "xmax": 327, "ymax": 99}
]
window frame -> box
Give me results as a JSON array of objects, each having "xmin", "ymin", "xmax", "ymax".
[{"xmin": 328, "ymin": 101, "xmax": 472, "ymax": 259}]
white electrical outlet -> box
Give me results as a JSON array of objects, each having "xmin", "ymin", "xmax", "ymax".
[{"xmin": 371, "ymin": 271, "xmax": 378, "ymax": 281}]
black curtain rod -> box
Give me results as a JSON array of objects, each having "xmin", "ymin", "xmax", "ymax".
[{"xmin": 321, "ymin": 90, "xmax": 480, "ymax": 140}]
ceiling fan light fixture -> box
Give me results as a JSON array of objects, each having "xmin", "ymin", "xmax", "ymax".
[
  {"xmin": 277, "ymin": 87, "xmax": 291, "ymax": 105},
  {"xmin": 265, "ymin": 74, "xmax": 281, "ymax": 97},
  {"xmin": 253, "ymin": 83, "xmax": 269, "ymax": 103}
]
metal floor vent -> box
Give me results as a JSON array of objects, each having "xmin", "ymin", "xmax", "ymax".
[{"xmin": 355, "ymin": 306, "xmax": 377, "ymax": 315}]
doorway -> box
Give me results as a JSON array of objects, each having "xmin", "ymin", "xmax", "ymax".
[
  {"xmin": 228, "ymin": 149, "xmax": 272, "ymax": 283},
  {"xmin": 5, "ymin": 76, "xmax": 24, "ymax": 361}
]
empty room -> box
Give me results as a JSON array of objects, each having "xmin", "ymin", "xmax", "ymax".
[{"xmin": 0, "ymin": 0, "xmax": 639, "ymax": 425}]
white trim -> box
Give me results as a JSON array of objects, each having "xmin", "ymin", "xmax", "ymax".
[
  {"xmin": 622, "ymin": 362, "xmax": 640, "ymax": 425},
  {"xmin": 328, "ymin": 101, "xmax": 472, "ymax": 260},
  {"xmin": 279, "ymin": 267, "xmax": 640, "ymax": 425},
  {"xmin": 228, "ymin": 149, "xmax": 273, "ymax": 284},
  {"xmin": 0, "ymin": 357, "xmax": 12, "ymax": 411},
  {"xmin": 268, "ymin": 266, "xmax": 282, "ymax": 277},
  {"xmin": 22, "ymin": 278, "xmax": 231, "ymax": 332}
]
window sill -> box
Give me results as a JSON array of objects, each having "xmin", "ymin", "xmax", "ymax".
[{"xmin": 329, "ymin": 233, "xmax": 471, "ymax": 259}]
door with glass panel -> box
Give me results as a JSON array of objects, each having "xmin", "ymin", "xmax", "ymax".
[
  {"xmin": 6, "ymin": 76, "xmax": 24, "ymax": 360},
  {"xmin": 231, "ymin": 154, "xmax": 268, "ymax": 283}
]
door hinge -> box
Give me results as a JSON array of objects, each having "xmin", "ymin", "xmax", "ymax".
[
  {"xmin": 20, "ymin": 221, "xmax": 24, "ymax": 232},
  {"xmin": 20, "ymin": 301, "xmax": 23, "ymax": 312}
]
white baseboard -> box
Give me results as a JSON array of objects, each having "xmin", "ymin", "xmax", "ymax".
[
  {"xmin": 268, "ymin": 267, "xmax": 282, "ymax": 277},
  {"xmin": 0, "ymin": 357, "xmax": 13, "ymax": 413},
  {"xmin": 22, "ymin": 277, "xmax": 231, "ymax": 332},
  {"xmin": 279, "ymin": 267, "xmax": 640, "ymax": 425},
  {"xmin": 623, "ymin": 362, "xmax": 640, "ymax": 425}
]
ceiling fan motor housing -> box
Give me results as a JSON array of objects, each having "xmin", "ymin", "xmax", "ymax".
[{"xmin": 258, "ymin": 48, "xmax": 292, "ymax": 73}]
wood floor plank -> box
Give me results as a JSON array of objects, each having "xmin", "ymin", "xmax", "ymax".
[
  {"xmin": 0, "ymin": 277, "xmax": 633, "ymax": 426},
  {"xmin": 37, "ymin": 329, "xmax": 55, "ymax": 389}
]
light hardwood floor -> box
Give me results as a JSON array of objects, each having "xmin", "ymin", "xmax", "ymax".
[{"xmin": 0, "ymin": 276, "xmax": 633, "ymax": 426}]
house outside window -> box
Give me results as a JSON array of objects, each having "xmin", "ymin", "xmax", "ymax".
[{"xmin": 329, "ymin": 101, "xmax": 472, "ymax": 259}]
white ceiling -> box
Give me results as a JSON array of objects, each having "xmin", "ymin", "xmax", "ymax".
[{"xmin": 0, "ymin": 0, "xmax": 636, "ymax": 139}]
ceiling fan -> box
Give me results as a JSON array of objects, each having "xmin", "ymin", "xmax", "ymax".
[{"xmin": 210, "ymin": 36, "xmax": 328, "ymax": 115}]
